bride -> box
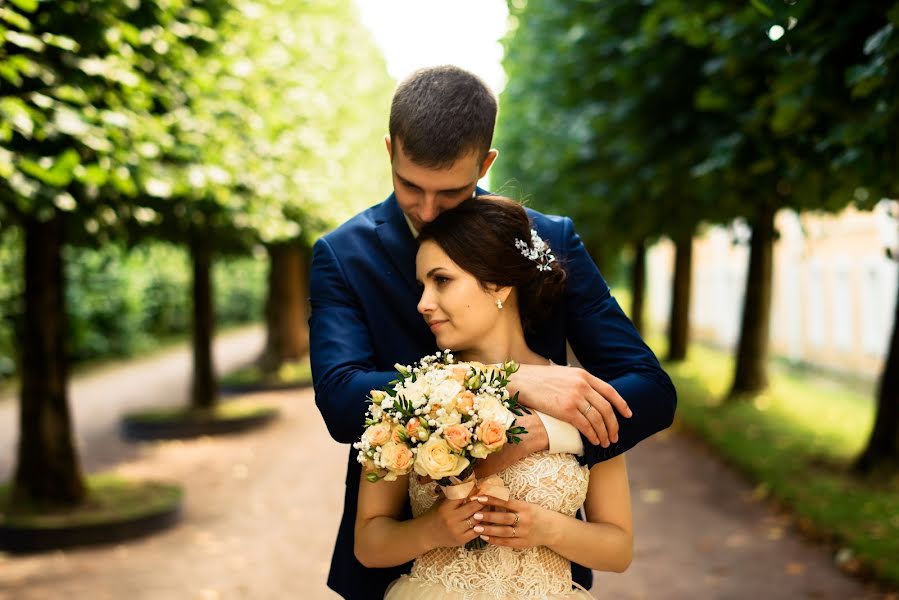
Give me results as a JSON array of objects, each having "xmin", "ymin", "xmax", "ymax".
[{"xmin": 354, "ymin": 196, "xmax": 633, "ymax": 599}]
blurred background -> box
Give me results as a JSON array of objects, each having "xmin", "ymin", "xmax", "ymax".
[{"xmin": 1, "ymin": 0, "xmax": 897, "ymax": 598}]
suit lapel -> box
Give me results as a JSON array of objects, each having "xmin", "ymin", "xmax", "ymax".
[{"xmin": 374, "ymin": 195, "xmax": 420, "ymax": 295}]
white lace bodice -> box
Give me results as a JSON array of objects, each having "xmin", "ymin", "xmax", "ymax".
[{"xmin": 408, "ymin": 451, "xmax": 590, "ymax": 599}]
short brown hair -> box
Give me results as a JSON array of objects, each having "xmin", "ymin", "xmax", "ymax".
[
  {"xmin": 417, "ymin": 196, "xmax": 566, "ymax": 332},
  {"xmin": 389, "ymin": 66, "xmax": 497, "ymax": 168}
]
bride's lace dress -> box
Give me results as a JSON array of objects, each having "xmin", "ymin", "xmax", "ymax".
[{"xmin": 384, "ymin": 451, "xmax": 593, "ymax": 600}]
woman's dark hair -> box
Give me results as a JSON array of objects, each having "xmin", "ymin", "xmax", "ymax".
[{"xmin": 417, "ymin": 196, "xmax": 567, "ymax": 332}]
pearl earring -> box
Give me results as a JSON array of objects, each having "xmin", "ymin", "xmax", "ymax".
[{"xmin": 496, "ymin": 298, "xmax": 503, "ymax": 310}]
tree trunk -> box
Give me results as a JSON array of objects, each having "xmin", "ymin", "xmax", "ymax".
[
  {"xmin": 667, "ymin": 234, "xmax": 694, "ymax": 362},
  {"xmin": 12, "ymin": 215, "xmax": 86, "ymax": 508},
  {"xmin": 190, "ymin": 233, "xmax": 217, "ymax": 410},
  {"xmin": 630, "ymin": 238, "xmax": 646, "ymax": 335},
  {"xmin": 728, "ymin": 205, "xmax": 776, "ymax": 399},
  {"xmin": 257, "ymin": 241, "xmax": 310, "ymax": 374},
  {"xmin": 854, "ymin": 252, "xmax": 899, "ymax": 473}
]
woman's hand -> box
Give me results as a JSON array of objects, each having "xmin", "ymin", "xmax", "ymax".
[
  {"xmin": 467, "ymin": 494, "xmax": 557, "ymax": 550},
  {"xmin": 423, "ymin": 496, "xmax": 486, "ymax": 549}
]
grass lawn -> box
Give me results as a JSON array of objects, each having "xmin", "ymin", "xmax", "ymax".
[
  {"xmin": 0, "ymin": 474, "xmax": 181, "ymax": 528},
  {"xmin": 219, "ymin": 358, "xmax": 312, "ymax": 388},
  {"xmin": 649, "ymin": 335, "xmax": 899, "ymax": 587},
  {"xmin": 125, "ymin": 398, "xmax": 278, "ymax": 424}
]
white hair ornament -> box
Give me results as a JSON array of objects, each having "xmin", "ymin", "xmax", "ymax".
[{"xmin": 514, "ymin": 229, "xmax": 556, "ymax": 272}]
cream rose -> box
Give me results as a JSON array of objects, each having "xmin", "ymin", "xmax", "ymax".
[
  {"xmin": 414, "ymin": 437, "xmax": 470, "ymax": 480},
  {"xmin": 476, "ymin": 419, "xmax": 507, "ymax": 451},
  {"xmin": 364, "ymin": 422, "xmax": 391, "ymax": 447},
  {"xmin": 477, "ymin": 396, "xmax": 516, "ymax": 428},
  {"xmin": 379, "ymin": 441, "xmax": 414, "ymax": 478},
  {"xmin": 433, "ymin": 378, "xmax": 463, "ymax": 404},
  {"xmin": 443, "ymin": 424, "xmax": 472, "ymax": 452}
]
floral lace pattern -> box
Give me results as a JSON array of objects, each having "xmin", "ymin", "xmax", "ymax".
[{"xmin": 407, "ymin": 451, "xmax": 589, "ymax": 599}]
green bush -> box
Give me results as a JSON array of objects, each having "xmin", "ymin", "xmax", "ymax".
[
  {"xmin": 0, "ymin": 238, "xmax": 266, "ymax": 384},
  {"xmin": 213, "ymin": 251, "xmax": 267, "ymax": 326}
]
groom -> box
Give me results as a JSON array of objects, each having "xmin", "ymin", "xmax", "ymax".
[{"xmin": 310, "ymin": 65, "xmax": 676, "ymax": 599}]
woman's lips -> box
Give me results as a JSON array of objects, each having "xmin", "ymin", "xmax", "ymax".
[{"xmin": 429, "ymin": 320, "xmax": 447, "ymax": 331}]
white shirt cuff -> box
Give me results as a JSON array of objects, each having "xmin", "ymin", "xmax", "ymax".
[{"xmin": 536, "ymin": 410, "xmax": 585, "ymax": 456}]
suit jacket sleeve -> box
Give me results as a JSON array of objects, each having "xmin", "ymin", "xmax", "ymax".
[
  {"xmin": 309, "ymin": 237, "xmax": 397, "ymax": 444},
  {"xmin": 560, "ymin": 217, "xmax": 677, "ymax": 466}
]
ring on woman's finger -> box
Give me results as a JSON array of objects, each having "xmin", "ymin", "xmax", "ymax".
[
  {"xmin": 582, "ymin": 404, "xmax": 594, "ymax": 416},
  {"xmin": 467, "ymin": 518, "xmax": 474, "ymax": 529},
  {"xmin": 512, "ymin": 512, "xmax": 520, "ymax": 527},
  {"xmin": 510, "ymin": 526, "xmax": 516, "ymax": 538}
]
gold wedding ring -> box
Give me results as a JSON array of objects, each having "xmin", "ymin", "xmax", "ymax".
[
  {"xmin": 512, "ymin": 512, "xmax": 520, "ymax": 527},
  {"xmin": 511, "ymin": 526, "xmax": 517, "ymax": 538},
  {"xmin": 582, "ymin": 404, "xmax": 594, "ymax": 416},
  {"xmin": 467, "ymin": 518, "xmax": 474, "ymax": 529}
]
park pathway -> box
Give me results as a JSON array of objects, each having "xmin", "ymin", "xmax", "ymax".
[
  {"xmin": 0, "ymin": 324, "xmax": 266, "ymax": 482},
  {"xmin": 0, "ymin": 337, "xmax": 891, "ymax": 599}
]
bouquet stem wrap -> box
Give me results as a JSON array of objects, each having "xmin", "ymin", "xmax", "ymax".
[{"xmin": 440, "ymin": 474, "xmax": 511, "ymax": 551}]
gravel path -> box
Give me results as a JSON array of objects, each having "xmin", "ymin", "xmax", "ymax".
[{"xmin": 0, "ymin": 336, "xmax": 891, "ymax": 599}]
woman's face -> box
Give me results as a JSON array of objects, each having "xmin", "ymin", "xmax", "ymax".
[{"xmin": 415, "ymin": 240, "xmax": 502, "ymax": 351}]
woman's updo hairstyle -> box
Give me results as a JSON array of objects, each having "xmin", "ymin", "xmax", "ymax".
[{"xmin": 417, "ymin": 195, "xmax": 567, "ymax": 331}]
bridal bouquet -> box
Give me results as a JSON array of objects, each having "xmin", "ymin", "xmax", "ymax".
[{"xmin": 354, "ymin": 350, "xmax": 528, "ymax": 491}]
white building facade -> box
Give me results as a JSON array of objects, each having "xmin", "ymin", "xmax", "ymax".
[{"xmin": 647, "ymin": 201, "xmax": 898, "ymax": 379}]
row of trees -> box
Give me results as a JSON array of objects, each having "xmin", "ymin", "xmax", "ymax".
[
  {"xmin": 0, "ymin": 0, "xmax": 393, "ymax": 508},
  {"xmin": 495, "ymin": 0, "xmax": 899, "ymax": 472}
]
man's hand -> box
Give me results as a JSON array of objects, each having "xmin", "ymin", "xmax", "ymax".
[
  {"xmin": 474, "ymin": 412, "xmax": 547, "ymax": 479},
  {"xmin": 508, "ymin": 364, "xmax": 632, "ymax": 448}
]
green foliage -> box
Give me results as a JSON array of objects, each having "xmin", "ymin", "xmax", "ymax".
[
  {"xmin": 496, "ymin": 1, "xmax": 897, "ymax": 253},
  {"xmin": 0, "ymin": 240, "xmax": 264, "ymax": 378},
  {"xmin": 0, "ymin": 0, "xmax": 230, "ymax": 241},
  {"xmin": 212, "ymin": 251, "xmax": 266, "ymax": 325},
  {"xmin": 0, "ymin": 228, "xmax": 22, "ymax": 379},
  {"xmin": 64, "ymin": 243, "xmax": 150, "ymax": 361}
]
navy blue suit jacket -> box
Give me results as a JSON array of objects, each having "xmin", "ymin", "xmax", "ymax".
[{"xmin": 309, "ymin": 192, "xmax": 676, "ymax": 599}]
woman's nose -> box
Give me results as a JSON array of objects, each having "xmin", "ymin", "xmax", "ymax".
[{"xmin": 417, "ymin": 289, "xmax": 433, "ymax": 315}]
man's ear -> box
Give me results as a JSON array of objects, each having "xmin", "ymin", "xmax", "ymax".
[
  {"xmin": 479, "ymin": 149, "xmax": 499, "ymax": 179},
  {"xmin": 384, "ymin": 134, "xmax": 392, "ymax": 160}
]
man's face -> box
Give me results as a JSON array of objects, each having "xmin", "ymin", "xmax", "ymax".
[{"xmin": 387, "ymin": 137, "xmax": 497, "ymax": 232}]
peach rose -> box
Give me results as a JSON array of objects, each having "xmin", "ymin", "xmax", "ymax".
[
  {"xmin": 427, "ymin": 401, "xmax": 442, "ymax": 420},
  {"xmin": 364, "ymin": 422, "xmax": 391, "ymax": 447},
  {"xmin": 406, "ymin": 417, "xmax": 429, "ymax": 442},
  {"xmin": 443, "ymin": 424, "xmax": 472, "ymax": 452},
  {"xmin": 379, "ymin": 441, "xmax": 414, "ymax": 478},
  {"xmin": 455, "ymin": 390, "xmax": 476, "ymax": 415},
  {"xmin": 450, "ymin": 365, "xmax": 469, "ymax": 383},
  {"xmin": 476, "ymin": 419, "xmax": 507, "ymax": 451}
]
